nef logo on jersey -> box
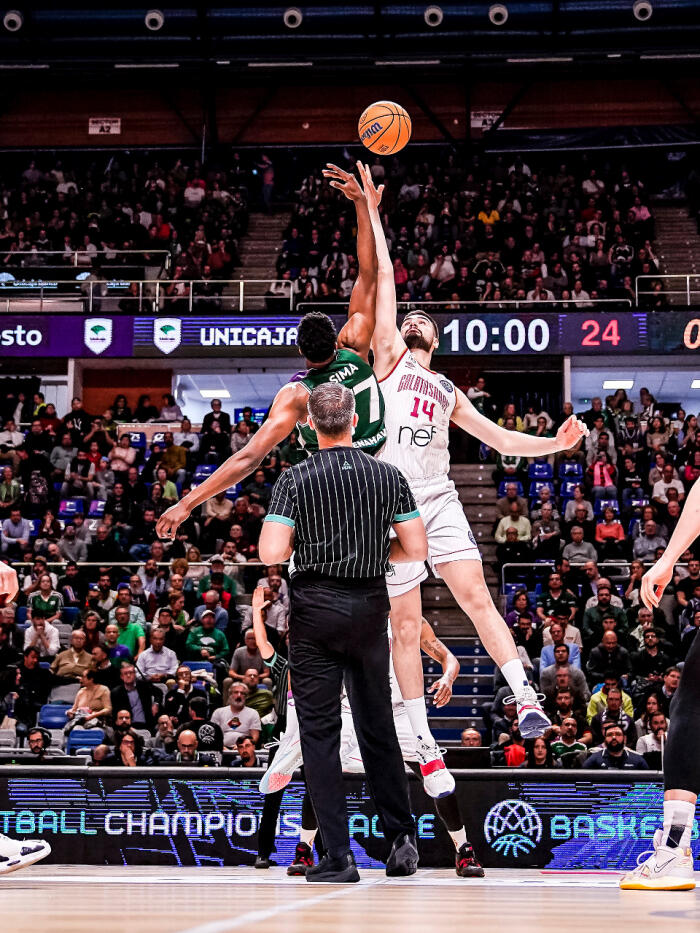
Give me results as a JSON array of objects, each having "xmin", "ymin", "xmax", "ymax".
[{"xmin": 398, "ymin": 424, "xmax": 438, "ymax": 447}]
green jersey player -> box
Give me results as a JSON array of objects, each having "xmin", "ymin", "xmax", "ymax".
[{"xmin": 157, "ymin": 162, "xmax": 383, "ymax": 542}]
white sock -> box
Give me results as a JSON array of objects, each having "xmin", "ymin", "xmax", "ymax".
[
  {"xmin": 300, "ymin": 828, "xmax": 317, "ymax": 848},
  {"xmin": 662, "ymin": 799, "xmax": 695, "ymax": 849},
  {"xmin": 500, "ymin": 659, "xmax": 530, "ymax": 696},
  {"xmin": 449, "ymin": 827, "xmax": 467, "ymax": 850},
  {"xmin": 403, "ymin": 696, "xmax": 433, "ymax": 743}
]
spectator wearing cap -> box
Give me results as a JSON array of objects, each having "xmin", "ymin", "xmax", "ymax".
[
  {"xmin": 108, "ymin": 584, "xmax": 147, "ymax": 628},
  {"xmin": 582, "ymin": 722, "xmax": 649, "ymax": 770},
  {"xmin": 193, "ymin": 589, "xmax": 229, "ymax": 633},
  {"xmin": 185, "ymin": 608, "xmax": 230, "ymax": 663},
  {"xmin": 197, "ymin": 555, "xmax": 237, "ymax": 600}
]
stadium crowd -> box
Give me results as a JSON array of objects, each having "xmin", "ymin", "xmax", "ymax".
[
  {"xmin": 0, "ymin": 154, "xmax": 253, "ymax": 284},
  {"xmin": 0, "ymin": 391, "xmax": 296, "ymax": 766},
  {"xmin": 0, "ymin": 380, "xmax": 696, "ymax": 772},
  {"xmin": 478, "ymin": 380, "xmax": 700, "ymax": 770},
  {"xmin": 276, "ymin": 152, "xmax": 666, "ymax": 310}
]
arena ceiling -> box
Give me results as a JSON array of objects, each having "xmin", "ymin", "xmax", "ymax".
[{"xmin": 3, "ymin": 2, "xmax": 700, "ymax": 75}]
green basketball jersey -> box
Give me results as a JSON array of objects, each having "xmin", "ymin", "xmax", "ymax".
[{"xmin": 294, "ymin": 348, "xmax": 386, "ymax": 455}]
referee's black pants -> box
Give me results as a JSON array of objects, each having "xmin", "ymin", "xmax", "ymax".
[{"xmin": 288, "ymin": 575, "xmax": 415, "ymax": 860}]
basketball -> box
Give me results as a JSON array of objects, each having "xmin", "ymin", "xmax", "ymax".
[{"xmin": 358, "ymin": 100, "xmax": 412, "ymax": 155}]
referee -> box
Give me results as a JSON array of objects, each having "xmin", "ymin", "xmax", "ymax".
[{"xmin": 258, "ymin": 383, "xmax": 427, "ymax": 883}]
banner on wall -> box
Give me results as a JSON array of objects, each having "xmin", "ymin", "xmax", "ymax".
[
  {"xmin": 0, "ymin": 769, "xmax": 697, "ymax": 869},
  {"xmin": 4, "ymin": 311, "xmax": 700, "ymax": 359}
]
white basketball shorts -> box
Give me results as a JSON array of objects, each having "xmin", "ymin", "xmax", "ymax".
[{"xmin": 386, "ymin": 475, "xmax": 481, "ymax": 598}]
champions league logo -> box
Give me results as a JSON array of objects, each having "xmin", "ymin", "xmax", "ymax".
[{"xmin": 484, "ymin": 799, "xmax": 543, "ymax": 858}]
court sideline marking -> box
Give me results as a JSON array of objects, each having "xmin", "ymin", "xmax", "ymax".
[{"xmin": 174, "ymin": 878, "xmax": 388, "ymax": 933}]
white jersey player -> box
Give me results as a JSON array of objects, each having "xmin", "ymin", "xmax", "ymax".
[{"xmin": 357, "ymin": 162, "xmax": 588, "ymax": 789}]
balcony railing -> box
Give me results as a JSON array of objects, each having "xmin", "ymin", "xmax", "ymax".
[{"xmin": 635, "ymin": 273, "xmax": 700, "ymax": 306}]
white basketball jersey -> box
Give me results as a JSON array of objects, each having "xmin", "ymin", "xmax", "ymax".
[{"xmin": 377, "ymin": 348, "xmax": 456, "ymax": 482}]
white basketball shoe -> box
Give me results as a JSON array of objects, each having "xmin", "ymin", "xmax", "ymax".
[
  {"xmin": 508, "ymin": 686, "xmax": 551, "ymax": 738},
  {"xmin": 415, "ymin": 738, "xmax": 455, "ymax": 798},
  {"xmin": 620, "ymin": 830, "xmax": 695, "ymax": 890},
  {"xmin": 259, "ymin": 702, "xmax": 303, "ymax": 795},
  {"xmin": 0, "ymin": 834, "xmax": 51, "ymax": 875}
]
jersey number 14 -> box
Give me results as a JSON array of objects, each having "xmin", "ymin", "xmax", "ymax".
[{"xmin": 409, "ymin": 397, "xmax": 435, "ymax": 422}]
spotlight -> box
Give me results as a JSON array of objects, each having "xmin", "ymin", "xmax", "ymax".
[
  {"xmin": 424, "ymin": 6, "xmax": 443, "ymax": 28},
  {"xmin": 488, "ymin": 4, "xmax": 509, "ymax": 26},
  {"xmin": 283, "ymin": 7, "xmax": 303, "ymax": 29},
  {"xmin": 3, "ymin": 10, "xmax": 23, "ymax": 32},
  {"xmin": 145, "ymin": 9, "xmax": 164, "ymax": 31},
  {"xmin": 632, "ymin": 1, "xmax": 653, "ymax": 21}
]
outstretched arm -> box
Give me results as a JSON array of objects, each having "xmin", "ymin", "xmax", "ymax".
[
  {"xmin": 641, "ymin": 475, "xmax": 700, "ymax": 608},
  {"xmin": 322, "ymin": 163, "xmax": 376, "ymax": 361},
  {"xmin": 155, "ymin": 385, "xmax": 306, "ymax": 539},
  {"xmin": 451, "ymin": 388, "xmax": 588, "ymax": 456},
  {"xmin": 357, "ymin": 162, "xmax": 405, "ymax": 378},
  {"xmin": 251, "ymin": 587, "xmax": 275, "ymax": 660},
  {"xmin": 420, "ymin": 619, "xmax": 459, "ymax": 707}
]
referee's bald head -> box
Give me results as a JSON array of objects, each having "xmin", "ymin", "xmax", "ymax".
[{"xmin": 307, "ymin": 384, "xmax": 356, "ymax": 440}]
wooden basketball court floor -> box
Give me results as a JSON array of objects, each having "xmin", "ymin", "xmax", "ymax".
[{"xmin": 1, "ymin": 866, "xmax": 698, "ymax": 933}]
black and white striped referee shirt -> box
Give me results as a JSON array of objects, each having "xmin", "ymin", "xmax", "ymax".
[{"xmin": 264, "ymin": 447, "xmax": 419, "ymax": 580}]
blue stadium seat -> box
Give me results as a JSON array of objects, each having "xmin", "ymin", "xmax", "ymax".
[
  {"xmin": 59, "ymin": 499, "xmax": 84, "ymax": 519},
  {"xmin": 194, "ymin": 464, "xmax": 216, "ymax": 481},
  {"xmin": 528, "ymin": 462, "xmax": 553, "ymax": 480},
  {"xmin": 128, "ymin": 431, "xmax": 147, "ymax": 450},
  {"xmin": 497, "ymin": 480, "xmax": 523, "ymax": 498},
  {"xmin": 628, "ymin": 518, "xmax": 640, "ymax": 537},
  {"xmin": 151, "ymin": 432, "xmax": 166, "ymax": 447},
  {"xmin": 63, "ymin": 606, "xmax": 81, "ymax": 626},
  {"xmin": 559, "ymin": 461, "xmax": 583, "ymax": 479},
  {"xmin": 180, "ymin": 660, "xmax": 213, "ymax": 673},
  {"xmin": 38, "ymin": 704, "xmax": 71, "ymax": 728},
  {"xmin": 594, "ymin": 498, "xmax": 619, "ymax": 515},
  {"xmin": 560, "ymin": 479, "xmax": 581, "ymax": 499},
  {"xmin": 16, "ymin": 606, "xmax": 27, "ymax": 624},
  {"xmin": 88, "ymin": 499, "xmax": 106, "ymax": 518},
  {"xmin": 503, "ymin": 583, "xmax": 525, "ymax": 608},
  {"xmin": 528, "ymin": 480, "xmax": 555, "ymax": 500},
  {"xmin": 225, "ymin": 484, "xmax": 241, "ymax": 500},
  {"xmin": 66, "ymin": 728, "xmax": 105, "ymax": 755},
  {"xmin": 629, "ymin": 495, "xmax": 649, "ymax": 509},
  {"xmin": 29, "ymin": 518, "xmax": 42, "ymax": 537}
]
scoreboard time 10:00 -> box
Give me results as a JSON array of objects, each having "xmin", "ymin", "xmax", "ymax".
[{"xmin": 432, "ymin": 311, "xmax": 700, "ymax": 356}]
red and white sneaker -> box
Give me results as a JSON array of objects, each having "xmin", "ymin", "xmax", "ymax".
[
  {"xmin": 415, "ymin": 738, "xmax": 455, "ymax": 798},
  {"xmin": 507, "ymin": 687, "xmax": 550, "ymax": 738},
  {"xmin": 287, "ymin": 841, "xmax": 315, "ymax": 876},
  {"xmin": 456, "ymin": 843, "xmax": 485, "ymax": 878}
]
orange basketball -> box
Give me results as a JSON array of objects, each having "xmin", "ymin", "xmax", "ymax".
[{"xmin": 358, "ymin": 100, "xmax": 412, "ymax": 155}]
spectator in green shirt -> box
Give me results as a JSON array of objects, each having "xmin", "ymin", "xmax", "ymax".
[
  {"xmin": 185, "ymin": 610, "xmax": 229, "ymax": 662},
  {"xmin": 536, "ymin": 572, "xmax": 578, "ymax": 625},
  {"xmin": 197, "ymin": 555, "xmax": 237, "ymax": 599},
  {"xmin": 114, "ymin": 605, "xmax": 146, "ymax": 659},
  {"xmin": 550, "ymin": 716, "xmax": 588, "ymax": 768},
  {"xmin": 155, "ymin": 466, "xmax": 179, "ymax": 504},
  {"xmin": 581, "ymin": 585, "xmax": 629, "ymax": 649},
  {"xmin": 27, "ymin": 573, "xmax": 64, "ymax": 625}
]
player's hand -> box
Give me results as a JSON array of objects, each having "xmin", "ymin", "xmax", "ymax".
[
  {"xmin": 156, "ymin": 501, "xmax": 192, "ymax": 540},
  {"xmin": 0, "ymin": 562, "xmax": 19, "ymax": 604},
  {"xmin": 322, "ymin": 164, "xmax": 364, "ymax": 202},
  {"xmin": 356, "ymin": 161, "xmax": 384, "ymax": 211},
  {"xmin": 640, "ymin": 561, "xmax": 673, "ymax": 609},
  {"xmin": 554, "ymin": 414, "xmax": 589, "ymax": 451},
  {"xmin": 428, "ymin": 675, "xmax": 452, "ymax": 707},
  {"xmin": 252, "ymin": 586, "xmax": 271, "ymax": 612}
]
